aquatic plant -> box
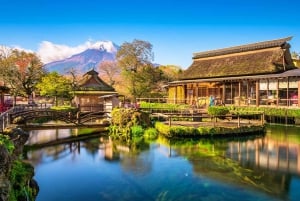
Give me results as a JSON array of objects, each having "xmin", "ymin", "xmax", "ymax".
[{"xmin": 0, "ymin": 134, "xmax": 14, "ymax": 154}]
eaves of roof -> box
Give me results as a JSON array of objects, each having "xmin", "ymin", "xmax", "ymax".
[{"xmin": 169, "ymin": 68, "xmax": 300, "ymax": 85}]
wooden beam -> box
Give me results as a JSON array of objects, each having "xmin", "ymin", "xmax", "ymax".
[
  {"xmin": 276, "ymin": 79, "xmax": 279, "ymax": 107},
  {"xmin": 256, "ymin": 81, "xmax": 259, "ymax": 107},
  {"xmin": 298, "ymin": 81, "xmax": 300, "ymax": 107},
  {"xmin": 238, "ymin": 81, "xmax": 241, "ymax": 106},
  {"xmin": 222, "ymin": 83, "xmax": 226, "ymax": 104},
  {"xmin": 231, "ymin": 83, "xmax": 233, "ymax": 104},
  {"xmin": 287, "ymin": 77, "xmax": 289, "ymax": 106}
]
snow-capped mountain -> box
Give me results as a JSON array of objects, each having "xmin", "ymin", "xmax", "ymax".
[{"xmin": 44, "ymin": 41, "xmax": 119, "ymax": 74}]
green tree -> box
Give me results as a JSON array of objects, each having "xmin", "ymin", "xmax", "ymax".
[
  {"xmin": 0, "ymin": 49, "xmax": 45, "ymax": 103},
  {"xmin": 158, "ymin": 65, "xmax": 182, "ymax": 82},
  {"xmin": 132, "ymin": 63, "xmax": 164, "ymax": 97},
  {"xmin": 116, "ymin": 39, "xmax": 154, "ymax": 100},
  {"xmin": 36, "ymin": 72, "xmax": 72, "ymax": 106},
  {"xmin": 291, "ymin": 51, "xmax": 299, "ymax": 59}
]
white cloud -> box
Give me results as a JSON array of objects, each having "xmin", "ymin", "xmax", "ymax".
[
  {"xmin": 12, "ymin": 45, "xmax": 34, "ymax": 53},
  {"xmin": 0, "ymin": 45, "xmax": 33, "ymax": 57},
  {"xmin": 37, "ymin": 40, "xmax": 117, "ymax": 64}
]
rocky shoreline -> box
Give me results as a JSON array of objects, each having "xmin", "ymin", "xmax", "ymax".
[{"xmin": 0, "ymin": 128, "xmax": 39, "ymax": 201}]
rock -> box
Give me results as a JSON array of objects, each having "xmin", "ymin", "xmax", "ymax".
[{"xmin": 0, "ymin": 146, "xmax": 10, "ymax": 201}]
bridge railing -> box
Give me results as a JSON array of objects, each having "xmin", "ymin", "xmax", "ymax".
[
  {"xmin": 0, "ymin": 107, "xmax": 14, "ymax": 133},
  {"xmin": 0, "ymin": 103, "xmax": 53, "ymax": 132}
]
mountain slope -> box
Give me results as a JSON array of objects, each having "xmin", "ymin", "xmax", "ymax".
[{"xmin": 45, "ymin": 42, "xmax": 118, "ymax": 74}]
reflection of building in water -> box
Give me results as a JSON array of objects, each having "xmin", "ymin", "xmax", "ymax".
[
  {"xmin": 26, "ymin": 129, "xmax": 72, "ymax": 145},
  {"xmin": 25, "ymin": 142, "xmax": 80, "ymax": 166},
  {"xmin": 226, "ymin": 136, "xmax": 300, "ymax": 175},
  {"xmin": 101, "ymin": 137, "xmax": 152, "ymax": 174},
  {"xmin": 100, "ymin": 137, "xmax": 120, "ymax": 161},
  {"xmin": 166, "ymin": 137, "xmax": 294, "ymax": 199}
]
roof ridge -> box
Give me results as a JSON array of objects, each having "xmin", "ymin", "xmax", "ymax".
[{"xmin": 193, "ymin": 36, "xmax": 292, "ymax": 59}]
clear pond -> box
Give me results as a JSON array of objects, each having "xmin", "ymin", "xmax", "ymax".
[{"xmin": 24, "ymin": 125, "xmax": 300, "ymax": 201}]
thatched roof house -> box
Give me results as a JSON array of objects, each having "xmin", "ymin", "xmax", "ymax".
[
  {"xmin": 77, "ymin": 69, "xmax": 115, "ymax": 92},
  {"xmin": 168, "ymin": 37, "xmax": 300, "ymax": 107},
  {"xmin": 182, "ymin": 37, "xmax": 295, "ymax": 80},
  {"xmin": 73, "ymin": 69, "xmax": 119, "ymax": 112}
]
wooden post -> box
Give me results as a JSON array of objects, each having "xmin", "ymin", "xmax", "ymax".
[
  {"xmin": 6, "ymin": 112, "xmax": 12, "ymax": 127},
  {"xmin": 256, "ymin": 81, "xmax": 260, "ymax": 107},
  {"xmin": 237, "ymin": 113, "xmax": 240, "ymax": 128},
  {"xmin": 267, "ymin": 79, "xmax": 269, "ymax": 101},
  {"xmin": 77, "ymin": 111, "xmax": 81, "ymax": 124},
  {"xmin": 246, "ymin": 81, "xmax": 249, "ymax": 105},
  {"xmin": 230, "ymin": 82, "xmax": 233, "ymax": 104},
  {"xmin": 168, "ymin": 115, "xmax": 171, "ymax": 127},
  {"xmin": 195, "ymin": 85, "xmax": 199, "ymax": 105},
  {"xmin": 174, "ymin": 86, "xmax": 177, "ymax": 104},
  {"xmin": 287, "ymin": 77, "xmax": 289, "ymax": 106},
  {"xmin": 222, "ymin": 83, "xmax": 226, "ymax": 104},
  {"xmin": 238, "ymin": 81, "xmax": 241, "ymax": 106},
  {"xmin": 298, "ymin": 81, "xmax": 300, "ymax": 107},
  {"xmin": 276, "ymin": 79, "xmax": 279, "ymax": 107}
]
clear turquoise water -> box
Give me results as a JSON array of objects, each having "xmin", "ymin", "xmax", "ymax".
[{"xmin": 25, "ymin": 125, "xmax": 300, "ymax": 201}]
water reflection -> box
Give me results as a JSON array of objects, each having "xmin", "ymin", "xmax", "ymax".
[
  {"xmin": 24, "ymin": 125, "xmax": 300, "ymax": 201},
  {"xmin": 160, "ymin": 125, "xmax": 300, "ymax": 199}
]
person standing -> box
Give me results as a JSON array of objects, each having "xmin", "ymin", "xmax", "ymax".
[{"xmin": 209, "ymin": 95, "xmax": 215, "ymax": 107}]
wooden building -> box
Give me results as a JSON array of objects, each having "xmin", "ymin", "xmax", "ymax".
[
  {"xmin": 73, "ymin": 69, "xmax": 119, "ymax": 112},
  {"xmin": 168, "ymin": 37, "xmax": 300, "ymax": 107}
]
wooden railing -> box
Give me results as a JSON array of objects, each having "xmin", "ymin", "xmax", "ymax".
[
  {"xmin": 0, "ymin": 109, "xmax": 10, "ymax": 133},
  {"xmin": 0, "ymin": 104, "xmax": 52, "ymax": 132}
]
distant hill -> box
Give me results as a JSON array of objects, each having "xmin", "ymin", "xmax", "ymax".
[{"xmin": 44, "ymin": 41, "xmax": 119, "ymax": 74}]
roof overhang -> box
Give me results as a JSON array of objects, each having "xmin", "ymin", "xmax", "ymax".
[
  {"xmin": 169, "ymin": 68, "xmax": 300, "ymax": 85},
  {"xmin": 73, "ymin": 91, "xmax": 118, "ymax": 95}
]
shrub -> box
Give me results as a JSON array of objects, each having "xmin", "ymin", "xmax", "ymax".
[
  {"xmin": 131, "ymin": 125, "xmax": 144, "ymax": 137},
  {"xmin": 144, "ymin": 128, "xmax": 158, "ymax": 140},
  {"xmin": 197, "ymin": 127, "xmax": 209, "ymax": 135},
  {"xmin": 9, "ymin": 160, "xmax": 37, "ymax": 201},
  {"xmin": 170, "ymin": 126, "xmax": 186, "ymax": 136},
  {"xmin": 0, "ymin": 134, "xmax": 14, "ymax": 153},
  {"xmin": 208, "ymin": 106, "xmax": 229, "ymax": 116},
  {"xmin": 155, "ymin": 122, "xmax": 171, "ymax": 136},
  {"xmin": 139, "ymin": 102, "xmax": 189, "ymax": 110},
  {"xmin": 50, "ymin": 105, "xmax": 77, "ymax": 112},
  {"xmin": 109, "ymin": 108, "xmax": 151, "ymax": 141}
]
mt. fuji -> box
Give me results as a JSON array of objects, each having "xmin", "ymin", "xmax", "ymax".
[{"xmin": 44, "ymin": 41, "xmax": 119, "ymax": 74}]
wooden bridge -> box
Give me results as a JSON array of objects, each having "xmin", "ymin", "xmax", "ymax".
[{"xmin": 0, "ymin": 105, "xmax": 110, "ymax": 132}]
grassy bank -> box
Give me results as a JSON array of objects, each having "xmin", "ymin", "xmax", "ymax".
[{"xmin": 155, "ymin": 122, "xmax": 265, "ymax": 138}]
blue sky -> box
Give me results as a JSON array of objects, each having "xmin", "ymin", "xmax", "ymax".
[{"xmin": 1, "ymin": 0, "xmax": 300, "ymax": 68}]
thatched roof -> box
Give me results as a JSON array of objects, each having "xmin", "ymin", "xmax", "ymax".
[
  {"xmin": 182, "ymin": 37, "xmax": 296, "ymax": 80},
  {"xmin": 170, "ymin": 69, "xmax": 300, "ymax": 85},
  {"xmin": 77, "ymin": 69, "xmax": 115, "ymax": 92}
]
